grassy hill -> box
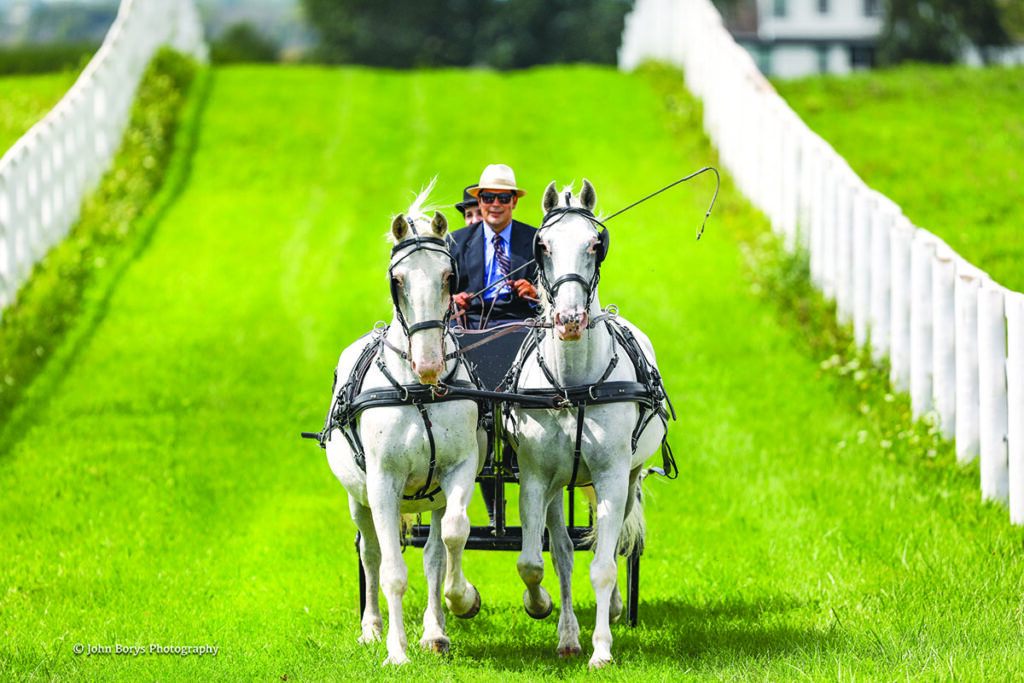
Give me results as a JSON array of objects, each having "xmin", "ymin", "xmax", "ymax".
[
  {"xmin": 775, "ymin": 63, "xmax": 1024, "ymax": 293},
  {"xmin": 0, "ymin": 64, "xmax": 1021, "ymax": 680},
  {"xmin": 0, "ymin": 71, "xmax": 75, "ymax": 153}
]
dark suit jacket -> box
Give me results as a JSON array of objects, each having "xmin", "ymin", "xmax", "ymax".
[{"xmin": 449, "ymin": 219, "xmax": 539, "ymax": 325}]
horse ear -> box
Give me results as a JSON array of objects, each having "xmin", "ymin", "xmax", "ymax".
[
  {"xmin": 391, "ymin": 213, "xmax": 408, "ymax": 242},
  {"xmin": 431, "ymin": 211, "xmax": 448, "ymax": 237},
  {"xmin": 581, "ymin": 178, "xmax": 597, "ymax": 212},
  {"xmin": 542, "ymin": 181, "xmax": 559, "ymax": 214}
]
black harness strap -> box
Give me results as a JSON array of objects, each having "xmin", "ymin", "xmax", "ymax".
[
  {"xmin": 503, "ymin": 317, "xmax": 676, "ymax": 485},
  {"xmin": 410, "ymin": 400, "xmax": 440, "ymax": 501},
  {"xmin": 570, "ymin": 403, "xmax": 586, "ymax": 488},
  {"xmin": 312, "ymin": 327, "xmax": 485, "ymax": 502}
]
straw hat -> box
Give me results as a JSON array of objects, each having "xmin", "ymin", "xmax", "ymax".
[{"xmin": 468, "ymin": 164, "xmax": 527, "ymax": 197}]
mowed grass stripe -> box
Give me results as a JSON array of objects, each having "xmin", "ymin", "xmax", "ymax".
[{"xmin": 1, "ymin": 65, "xmax": 1021, "ymax": 681}]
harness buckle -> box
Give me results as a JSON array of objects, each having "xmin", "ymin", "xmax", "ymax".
[{"xmin": 432, "ymin": 381, "xmax": 450, "ymax": 398}]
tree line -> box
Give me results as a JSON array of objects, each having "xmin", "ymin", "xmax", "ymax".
[{"xmin": 299, "ymin": 0, "xmax": 634, "ymax": 69}]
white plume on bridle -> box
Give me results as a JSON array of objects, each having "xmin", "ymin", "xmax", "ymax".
[{"xmin": 386, "ymin": 176, "xmax": 442, "ymax": 244}]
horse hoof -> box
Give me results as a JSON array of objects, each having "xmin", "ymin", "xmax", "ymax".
[
  {"xmin": 454, "ymin": 586, "xmax": 482, "ymax": 619},
  {"xmin": 523, "ymin": 589, "xmax": 553, "ymax": 620},
  {"xmin": 421, "ymin": 638, "xmax": 450, "ymax": 655},
  {"xmin": 588, "ymin": 654, "xmax": 613, "ymax": 670},
  {"xmin": 558, "ymin": 645, "xmax": 582, "ymax": 659},
  {"xmin": 383, "ymin": 653, "xmax": 410, "ymax": 666}
]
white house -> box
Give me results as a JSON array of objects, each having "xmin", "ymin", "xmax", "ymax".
[{"xmin": 722, "ymin": 0, "xmax": 884, "ymax": 78}]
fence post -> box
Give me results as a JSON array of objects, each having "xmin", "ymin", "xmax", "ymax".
[
  {"xmin": 834, "ymin": 168, "xmax": 855, "ymax": 325},
  {"xmin": 851, "ymin": 182, "xmax": 871, "ymax": 347},
  {"xmin": 931, "ymin": 246, "xmax": 958, "ymax": 438},
  {"xmin": 5, "ymin": 143, "xmax": 26, "ymax": 291},
  {"xmin": 820, "ymin": 155, "xmax": 837, "ymax": 300},
  {"xmin": 955, "ymin": 266, "xmax": 985, "ymax": 463},
  {"xmin": 889, "ymin": 217, "xmax": 915, "ymax": 393},
  {"xmin": 780, "ymin": 110, "xmax": 802, "ymax": 252},
  {"xmin": 1006, "ymin": 292, "xmax": 1024, "ymax": 525},
  {"xmin": 909, "ymin": 230, "xmax": 936, "ymax": 418},
  {"xmin": 978, "ymin": 282, "xmax": 1009, "ymax": 503},
  {"xmin": 808, "ymin": 143, "xmax": 826, "ymax": 288},
  {"xmin": 0, "ymin": 166, "xmax": 12, "ymax": 314},
  {"xmin": 869, "ymin": 192, "xmax": 896, "ymax": 362}
]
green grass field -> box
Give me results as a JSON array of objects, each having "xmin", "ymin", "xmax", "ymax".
[
  {"xmin": 0, "ymin": 71, "xmax": 76, "ymax": 154},
  {"xmin": 775, "ymin": 63, "xmax": 1024, "ymax": 294},
  {"xmin": 1, "ymin": 64, "xmax": 1022, "ymax": 681}
]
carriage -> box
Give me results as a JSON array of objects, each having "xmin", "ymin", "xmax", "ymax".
[
  {"xmin": 305, "ymin": 179, "xmax": 681, "ymax": 668},
  {"xmin": 395, "ymin": 322, "xmax": 658, "ymax": 627}
]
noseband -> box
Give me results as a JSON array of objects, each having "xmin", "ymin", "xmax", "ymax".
[
  {"xmin": 533, "ymin": 195, "xmax": 610, "ymax": 309},
  {"xmin": 388, "ymin": 217, "xmax": 458, "ymax": 339}
]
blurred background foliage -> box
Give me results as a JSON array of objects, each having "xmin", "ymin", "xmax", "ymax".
[
  {"xmin": 299, "ymin": 0, "xmax": 635, "ymax": 68},
  {"xmin": 878, "ymin": 0, "xmax": 1012, "ymax": 64},
  {"xmin": 3, "ymin": 0, "xmax": 1023, "ymax": 71}
]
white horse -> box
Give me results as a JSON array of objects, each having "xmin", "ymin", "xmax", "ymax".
[
  {"xmin": 504, "ymin": 180, "xmax": 670, "ymax": 669},
  {"xmin": 323, "ymin": 189, "xmax": 486, "ymax": 665}
]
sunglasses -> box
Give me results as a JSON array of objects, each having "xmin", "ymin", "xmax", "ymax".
[{"xmin": 478, "ymin": 191, "xmax": 514, "ymax": 205}]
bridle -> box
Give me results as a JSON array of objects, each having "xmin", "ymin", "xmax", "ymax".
[
  {"xmin": 533, "ymin": 192, "xmax": 610, "ymax": 312},
  {"xmin": 388, "ymin": 216, "xmax": 459, "ymax": 343}
]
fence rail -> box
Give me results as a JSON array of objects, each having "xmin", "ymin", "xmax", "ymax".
[
  {"xmin": 0, "ymin": 0, "xmax": 205, "ymax": 321},
  {"xmin": 620, "ymin": 0, "xmax": 1023, "ymax": 525}
]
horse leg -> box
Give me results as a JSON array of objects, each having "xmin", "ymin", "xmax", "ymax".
[
  {"xmin": 439, "ymin": 456, "xmax": 481, "ymax": 618},
  {"xmin": 517, "ymin": 475, "xmax": 553, "ymax": 619},
  {"xmin": 610, "ymin": 467, "xmax": 643, "ymax": 625},
  {"xmin": 350, "ymin": 498, "xmax": 383, "ymax": 643},
  {"xmin": 545, "ymin": 495, "xmax": 581, "ymax": 657},
  {"xmin": 588, "ymin": 467, "xmax": 629, "ymax": 670},
  {"xmin": 366, "ymin": 471, "xmax": 410, "ymax": 666},
  {"xmin": 419, "ymin": 509, "xmax": 449, "ymax": 654}
]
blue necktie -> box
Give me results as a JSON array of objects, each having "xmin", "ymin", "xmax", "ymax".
[{"xmin": 492, "ymin": 234, "xmax": 511, "ymax": 298}]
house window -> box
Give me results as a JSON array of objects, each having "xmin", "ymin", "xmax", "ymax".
[
  {"xmin": 864, "ymin": 0, "xmax": 881, "ymax": 16},
  {"xmin": 850, "ymin": 44, "xmax": 875, "ymax": 68},
  {"xmin": 817, "ymin": 45, "xmax": 829, "ymax": 73},
  {"xmin": 773, "ymin": 0, "xmax": 787, "ymax": 18},
  {"xmin": 819, "ymin": 0, "xmax": 829, "ymax": 13}
]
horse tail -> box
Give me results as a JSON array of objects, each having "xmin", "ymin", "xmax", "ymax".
[
  {"xmin": 400, "ymin": 513, "xmax": 417, "ymax": 541},
  {"xmin": 579, "ymin": 473, "xmax": 646, "ymax": 558}
]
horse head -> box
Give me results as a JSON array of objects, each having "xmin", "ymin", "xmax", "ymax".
[
  {"xmin": 537, "ymin": 179, "xmax": 608, "ymax": 341},
  {"xmin": 388, "ymin": 203, "xmax": 454, "ymax": 385}
]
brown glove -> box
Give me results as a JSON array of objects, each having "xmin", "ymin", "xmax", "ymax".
[
  {"xmin": 453, "ymin": 292, "xmax": 472, "ymax": 309},
  {"xmin": 513, "ymin": 279, "xmax": 538, "ymax": 300}
]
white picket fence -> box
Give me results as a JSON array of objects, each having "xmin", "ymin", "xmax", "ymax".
[
  {"xmin": 0, "ymin": 0, "xmax": 206, "ymax": 321},
  {"xmin": 620, "ymin": 0, "xmax": 1024, "ymax": 525}
]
